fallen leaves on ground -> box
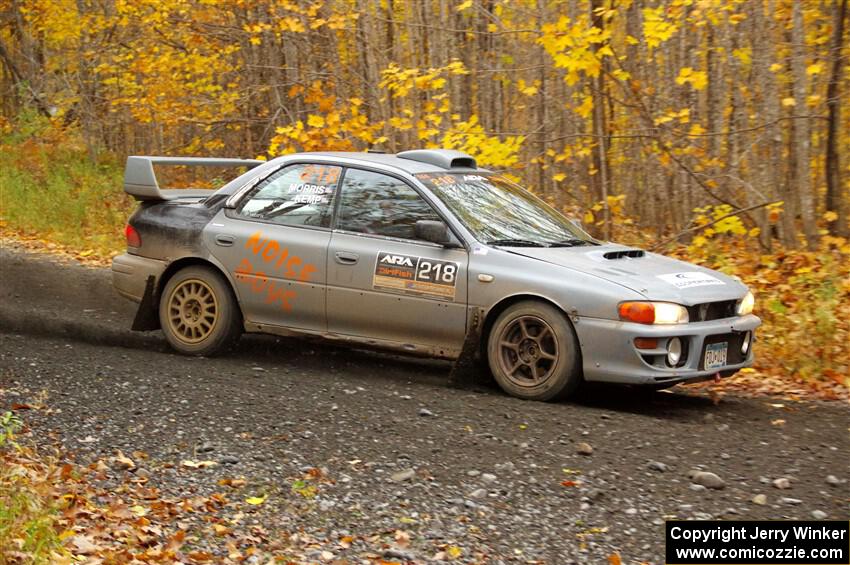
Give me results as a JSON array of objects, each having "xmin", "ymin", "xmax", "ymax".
[
  {"xmin": 0, "ymin": 228, "xmax": 114, "ymax": 268},
  {"xmin": 112, "ymin": 450, "xmax": 136, "ymax": 471},
  {"xmin": 181, "ymin": 459, "xmax": 218, "ymax": 469},
  {"xmin": 0, "ymin": 425, "xmax": 436, "ymax": 563},
  {"xmin": 2, "ymin": 390, "xmax": 503, "ymax": 565},
  {"xmin": 687, "ymin": 368, "xmax": 848, "ymax": 402}
]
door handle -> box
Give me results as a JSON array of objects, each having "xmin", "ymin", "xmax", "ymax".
[
  {"xmin": 334, "ymin": 251, "xmax": 359, "ymax": 265},
  {"xmin": 214, "ymin": 234, "xmax": 235, "ymax": 246}
]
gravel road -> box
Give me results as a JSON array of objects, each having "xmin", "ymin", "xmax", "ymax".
[{"xmin": 1, "ymin": 245, "xmax": 847, "ymax": 563}]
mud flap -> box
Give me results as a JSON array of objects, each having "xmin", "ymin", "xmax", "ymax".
[
  {"xmin": 448, "ymin": 307, "xmax": 492, "ymax": 389},
  {"xmin": 131, "ymin": 275, "xmax": 161, "ymax": 331}
]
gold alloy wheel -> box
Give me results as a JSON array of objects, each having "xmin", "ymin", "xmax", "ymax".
[
  {"xmin": 166, "ymin": 278, "xmax": 219, "ymax": 344},
  {"xmin": 497, "ymin": 315, "xmax": 559, "ymax": 387}
]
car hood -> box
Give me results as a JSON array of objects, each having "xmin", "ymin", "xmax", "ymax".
[{"xmin": 508, "ymin": 243, "xmax": 748, "ymax": 305}]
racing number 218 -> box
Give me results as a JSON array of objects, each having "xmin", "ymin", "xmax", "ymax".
[{"xmin": 417, "ymin": 260, "xmax": 457, "ymax": 284}]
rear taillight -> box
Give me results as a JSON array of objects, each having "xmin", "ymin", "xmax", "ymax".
[{"xmin": 125, "ymin": 224, "xmax": 141, "ymax": 248}]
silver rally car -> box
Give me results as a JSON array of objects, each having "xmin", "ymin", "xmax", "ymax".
[{"xmin": 112, "ymin": 149, "xmax": 760, "ymax": 401}]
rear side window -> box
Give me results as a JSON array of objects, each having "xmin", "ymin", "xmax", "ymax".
[
  {"xmin": 235, "ymin": 163, "xmax": 341, "ymax": 228},
  {"xmin": 336, "ymin": 168, "xmax": 441, "ymax": 240}
]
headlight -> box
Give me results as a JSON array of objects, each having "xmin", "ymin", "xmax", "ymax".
[
  {"xmin": 618, "ymin": 302, "xmax": 689, "ymax": 325},
  {"xmin": 737, "ymin": 291, "xmax": 754, "ymax": 316}
]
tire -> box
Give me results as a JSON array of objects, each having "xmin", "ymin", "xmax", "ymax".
[
  {"xmin": 486, "ymin": 300, "xmax": 582, "ymax": 401},
  {"xmin": 158, "ymin": 265, "xmax": 242, "ymax": 356}
]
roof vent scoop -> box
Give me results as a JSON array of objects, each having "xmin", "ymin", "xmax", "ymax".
[
  {"xmin": 396, "ymin": 149, "xmax": 477, "ymax": 170},
  {"xmin": 603, "ymin": 249, "xmax": 645, "ymax": 259}
]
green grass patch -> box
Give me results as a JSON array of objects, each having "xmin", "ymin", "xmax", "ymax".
[
  {"xmin": 0, "ymin": 412, "xmax": 66, "ymax": 564},
  {"xmin": 0, "ymin": 114, "xmax": 133, "ymax": 257},
  {"xmin": 0, "ymin": 473, "xmax": 66, "ymax": 564}
]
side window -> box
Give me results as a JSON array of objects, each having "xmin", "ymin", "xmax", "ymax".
[
  {"xmin": 336, "ymin": 168, "xmax": 441, "ymax": 240},
  {"xmin": 235, "ymin": 163, "xmax": 341, "ymax": 228}
]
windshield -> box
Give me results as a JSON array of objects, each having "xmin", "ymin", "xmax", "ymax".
[{"xmin": 416, "ymin": 172, "xmax": 595, "ymax": 247}]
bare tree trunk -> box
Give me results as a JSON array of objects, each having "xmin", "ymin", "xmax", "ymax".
[
  {"xmin": 825, "ymin": 0, "xmax": 848, "ymax": 236},
  {"xmin": 589, "ymin": 0, "xmax": 610, "ymax": 238},
  {"xmin": 751, "ymin": 0, "xmax": 776, "ymax": 249},
  {"xmin": 536, "ymin": 0, "xmax": 548, "ymax": 196},
  {"xmin": 705, "ymin": 26, "xmax": 721, "ymax": 160},
  {"xmin": 791, "ymin": 1, "xmax": 817, "ymax": 248},
  {"xmin": 0, "ymin": 40, "xmax": 52, "ymax": 118}
]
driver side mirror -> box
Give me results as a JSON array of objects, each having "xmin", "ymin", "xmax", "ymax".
[{"xmin": 415, "ymin": 220, "xmax": 460, "ymax": 248}]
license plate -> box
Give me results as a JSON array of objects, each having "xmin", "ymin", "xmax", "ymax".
[{"xmin": 704, "ymin": 342, "xmax": 728, "ymax": 370}]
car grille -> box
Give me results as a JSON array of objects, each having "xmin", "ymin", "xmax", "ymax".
[{"xmin": 687, "ymin": 300, "xmax": 737, "ymax": 322}]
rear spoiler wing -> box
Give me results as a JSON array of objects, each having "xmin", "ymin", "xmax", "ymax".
[{"xmin": 124, "ymin": 156, "xmax": 263, "ymax": 201}]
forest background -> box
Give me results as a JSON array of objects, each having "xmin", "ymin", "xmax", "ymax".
[{"xmin": 0, "ymin": 0, "xmax": 848, "ymax": 396}]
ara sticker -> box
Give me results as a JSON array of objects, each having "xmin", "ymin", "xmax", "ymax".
[
  {"xmin": 657, "ymin": 271, "xmax": 725, "ymax": 289},
  {"xmin": 373, "ymin": 252, "xmax": 459, "ymax": 301}
]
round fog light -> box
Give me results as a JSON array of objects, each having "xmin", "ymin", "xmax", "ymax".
[
  {"xmin": 741, "ymin": 332, "xmax": 751, "ymax": 355},
  {"xmin": 667, "ymin": 337, "xmax": 683, "ymax": 366}
]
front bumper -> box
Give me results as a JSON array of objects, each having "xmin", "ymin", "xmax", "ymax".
[
  {"xmin": 576, "ymin": 314, "xmax": 761, "ymax": 385},
  {"xmin": 111, "ymin": 253, "xmax": 167, "ymax": 302}
]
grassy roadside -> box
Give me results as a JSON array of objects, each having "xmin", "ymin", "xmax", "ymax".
[
  {"xmin": 0, "ymin": 115, "xmax": 132, "ymax": 259},
  {"xmin": 0, "ymin": 410, "xmax": 67, "ymax": 564}
]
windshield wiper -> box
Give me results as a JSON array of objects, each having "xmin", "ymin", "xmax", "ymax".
[
  {"xmin": 548, "ymin": 239, "xmax": 596, "ymax": 247},
  {"xmin": 486, "ymin": 238, "xmax": 547, "ymax": 247},
  {"xmin": 267, "ymin": 201, "xmax": 308, "ymax": 219}
]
